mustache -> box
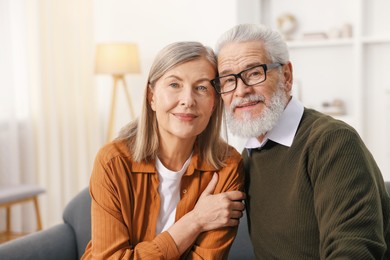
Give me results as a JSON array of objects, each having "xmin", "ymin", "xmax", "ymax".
[{"xmin": 230, "ymin": 94, "xmax": 266, "ymax": 110}]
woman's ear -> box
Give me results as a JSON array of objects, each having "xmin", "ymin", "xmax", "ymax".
[{"xmin": 147, "ymin": 83, "xmax": 156, "ymax": 111}]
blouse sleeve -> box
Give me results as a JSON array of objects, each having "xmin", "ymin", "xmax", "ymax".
[{"xmin": 81, "ymin": 149, "xmax": 180, "ymax": 260}]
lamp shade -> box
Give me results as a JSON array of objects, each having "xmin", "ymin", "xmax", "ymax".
[{"xmin": 95, "ymin": 43, "xmax": 140, "ymax": 75}]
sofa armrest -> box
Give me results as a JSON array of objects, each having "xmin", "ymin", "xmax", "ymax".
[{"xmin": 0, "ymin": 223, "xmax": 77, "ymax": 260}]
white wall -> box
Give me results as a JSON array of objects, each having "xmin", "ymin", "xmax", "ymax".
[
  {"xmin": 93, "ymin": 0, "xmax": 244, "ymax": 145},
  {"xmin": 92, "ymin": 0, "xmax": 265, "ymax": 151}
]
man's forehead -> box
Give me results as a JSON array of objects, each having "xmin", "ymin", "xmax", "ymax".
[{"xmin": 217, "ymin": 41, "xmax": 268, "ymax": 74}]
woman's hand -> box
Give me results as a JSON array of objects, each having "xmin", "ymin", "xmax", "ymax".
[
  {"xmin": 167, "ymin": 173, "xmax": 245, "ymax": 254},
  {"xmin": 190, "ymin": 173, "xmax": 246, "ymax": 232}
]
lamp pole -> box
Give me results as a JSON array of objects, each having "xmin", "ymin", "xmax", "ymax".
[
  {"xmin": 106, "ymin": 74, "xmax": 135, "ymax": 142},
  {"xmin": 94, "ymin": 43, "xmax": 140, "ymax": 143}
]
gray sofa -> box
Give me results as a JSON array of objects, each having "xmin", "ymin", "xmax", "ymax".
[
  {"xmin": 0, "ymin": 187, "xmax": 254, "ymax": 259},
  {"xmin": 5, "ymin": 182, "xmax": 389, "ymax": 259}
]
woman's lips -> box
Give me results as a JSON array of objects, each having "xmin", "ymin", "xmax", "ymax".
[{"xmin": 174, "ymin": 113, "xmax": 197, "ymax": 121}]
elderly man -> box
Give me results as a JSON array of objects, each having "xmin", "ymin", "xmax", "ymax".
[{"xmin": 212, "ymin": 23, "xmax": 390, "ymax": 259}]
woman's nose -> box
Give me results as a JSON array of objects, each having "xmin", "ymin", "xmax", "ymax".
[{"xmin": 179, "ymin": 87, "xmax": 196, "ymax": 107}]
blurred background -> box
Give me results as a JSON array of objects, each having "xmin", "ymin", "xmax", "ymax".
[{"xmin": 0, "ymin": 0, "xmax": 389, "ymax": 239}]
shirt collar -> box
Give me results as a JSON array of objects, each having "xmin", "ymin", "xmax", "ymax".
[
  {"xmin": 245, "ymin": 96, "xmax": 304, "ymax": 149},
  {"xmin": 131, "ymin": 141, "xmax": 217, "ymax": 174}
]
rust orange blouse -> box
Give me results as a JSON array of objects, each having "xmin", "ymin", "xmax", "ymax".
[{"xmin": 82, "ymin": 139, "xmax": 245, "ymax": 260}]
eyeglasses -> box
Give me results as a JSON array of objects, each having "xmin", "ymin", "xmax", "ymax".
[{"xmin": 211, "ymin": 63, "xmax": 283, "ymax": 94}]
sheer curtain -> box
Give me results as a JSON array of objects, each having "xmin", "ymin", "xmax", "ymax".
[
  {"xmin": 0, "ymin": 0, "xmax": 36, "ymax": 232},
  {"xmin": 0, "ymin": 0, "xmax": 102, "ymax": 231}
]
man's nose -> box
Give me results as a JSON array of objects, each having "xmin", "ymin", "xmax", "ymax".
[{"xmin": 234, "ymin": 77, "xmax": 252, "ymax": 97}]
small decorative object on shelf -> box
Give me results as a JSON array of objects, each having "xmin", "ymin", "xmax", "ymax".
[
  {"xmin": 327, "ymin": 23, "xmax": 353, "ymax": 39},
  {"xmin": 276, "ymin": 13, "xmax": 298, "ymax": 41},
  {"xmin": 321, "ymin": 99, "xmax": 346, "ymax": 116},
  {"xmin": 301, "ymin": 32, "xmax": 328, "ymax": 40},
  {"xmin": 300, "ymin": 23, "xmax": 353, "ymax": 41},
  {"xmin": 340, "ymin": 23, "xmax": 353, "ymax": 38},
  {"xmin": 327, "ymin": 27, "xmax": 341, "ymax": 39}
]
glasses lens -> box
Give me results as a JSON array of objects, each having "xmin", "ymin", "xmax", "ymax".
[
  {"xmin": 218, "ymin": 75, "xmax": 236, "ymax": 93},
  {"xmin": 242, "ymin": 66, "xmax": 266, "ymax": 86}
]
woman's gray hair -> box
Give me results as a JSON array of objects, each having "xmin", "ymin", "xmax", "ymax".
[
  {"xmin": 215, "ymin": 24, "xmax": 289, "ymax": 64},
  {"xmin": 117, "ymin": 41, "xmax": 229, "ymax": 168}
]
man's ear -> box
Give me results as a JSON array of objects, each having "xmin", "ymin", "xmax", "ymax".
[{"xmin": 283, "ymin": 62, "xmax": 293, "ymax": 93}]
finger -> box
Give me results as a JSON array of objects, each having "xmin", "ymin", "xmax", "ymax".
[
  {"xmin": 226, "ymin": 218, "xmax": 240, "ymax": 227},
  {"xmin": 230, "ymin": 201, "xmax": 246, "ymax": 211},
  {"xmin": 200, "ymin": 172, "xmax": 218, "ymax": 198},
  {"xmin": 230, "ymin": 210, "xmax": 244, "ymax": 219},
  {"xmin": 223, "ymin": 190, "xmax": 246, "ymax": 201}
]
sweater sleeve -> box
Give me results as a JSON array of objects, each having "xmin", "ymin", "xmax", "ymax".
[
  {"xmin": 310, "ymin": 127, "xmax": 388, "ymax": 259},
  {"xmin": 183, "ymin": 152, "xmax": 245, "ymax": 259},
  {"xmin": 81, "ymin": 150, "xmax": 180, "ymax": 260}
]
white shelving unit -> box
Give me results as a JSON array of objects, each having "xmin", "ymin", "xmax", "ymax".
[{"xmin": 254, "ymin": 0, "xmax": 390, "ymax": 178}]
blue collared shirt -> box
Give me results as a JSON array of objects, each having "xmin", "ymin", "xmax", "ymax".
[{"xmin": 245, "ymin": 96, "xmax": 304, "ymax": 151}]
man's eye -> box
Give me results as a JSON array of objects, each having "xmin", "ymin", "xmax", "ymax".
[{"xmin": 247, "ymin": 70, "xmax": 263, "ymax": 79}]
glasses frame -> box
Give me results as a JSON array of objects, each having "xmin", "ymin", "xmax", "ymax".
[{"xmin": 211, "ymin": 63, "xmax": 283, "ymax": 94}]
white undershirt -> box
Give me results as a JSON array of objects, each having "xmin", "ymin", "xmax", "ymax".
[{"xmin": 155, "ymin": 154, "xmax": 192, "ymax": 234}]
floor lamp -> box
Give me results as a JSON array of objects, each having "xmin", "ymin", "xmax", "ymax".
[{"xmin": 95, "ymin": 43, "xmax": 140, "ymax": 142}]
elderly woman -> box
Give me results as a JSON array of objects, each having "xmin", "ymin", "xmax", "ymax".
[{"xmin": 82, "ymin": 41, "xmax": 245, "ymax": 259}]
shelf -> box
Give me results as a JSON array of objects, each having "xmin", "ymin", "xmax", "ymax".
[
  {"xmin": 286, "ymin": 37, "xmax": 390, "ymax": 48},
  {"xmin": 362, "ymin": 36, "xmax": 390, "ymax": 44},
  {"xmin": 286, "ymin": 38, "xmax": 354, "ymax": 48}
]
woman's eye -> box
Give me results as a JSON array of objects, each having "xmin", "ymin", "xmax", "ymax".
[
  {"xmin": 169, "ymin": 82, "xmax": 180, "ymax": 88},
  {"xmin": 195, "ymin": 85, "xmax": 208, "ymax": 92}
]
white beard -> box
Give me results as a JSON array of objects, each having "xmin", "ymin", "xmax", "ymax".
[{"xmin": 225, "ymin": 82, "xmax": 288, "ymax": 138}]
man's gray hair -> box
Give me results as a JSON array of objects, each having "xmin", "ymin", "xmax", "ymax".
[{"xmin": 215, "ymin": 24, "xmax": 289, "ymax": 64}]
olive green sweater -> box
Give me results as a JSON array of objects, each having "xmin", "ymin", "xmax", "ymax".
[{"xmin": 243, "ymin": 108, "xmax": 390, "ymax": 259}]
